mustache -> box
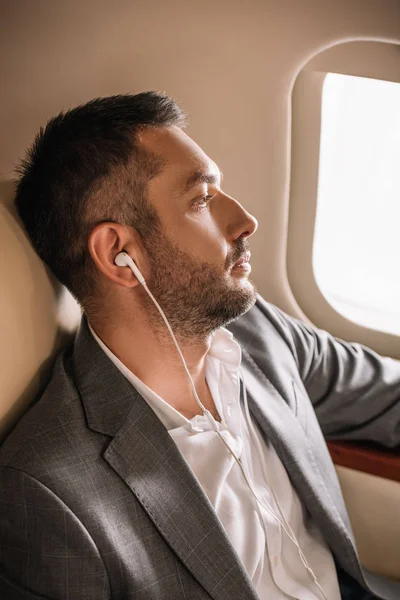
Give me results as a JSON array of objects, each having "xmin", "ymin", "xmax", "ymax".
[{"xmin": 231, "ymin": 243, "xmax": 250, "ymax": 265}]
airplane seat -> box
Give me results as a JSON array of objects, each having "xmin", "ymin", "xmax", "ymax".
[{"xmin": 0, "ymin": 179, "xmax": 81, "ymax": 441}]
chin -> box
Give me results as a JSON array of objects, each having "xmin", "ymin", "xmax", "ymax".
[{"xmin": 218, "ymin": 285, "xmax": 258, "ymax": 324}]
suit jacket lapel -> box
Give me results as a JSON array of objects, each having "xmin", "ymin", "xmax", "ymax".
[{"xmin": 74, "ymin": 317, "xmax": 258, "ymax": 600}]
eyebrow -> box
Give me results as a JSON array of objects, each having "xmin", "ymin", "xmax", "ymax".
[{"xmin": 183, "ymin": 168, "xmax": 224, "ymax": 193}]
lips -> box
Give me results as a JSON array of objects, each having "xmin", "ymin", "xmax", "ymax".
[{"xmin": 233, "ymin": 251, "xmax": 251, "ymax": 267}]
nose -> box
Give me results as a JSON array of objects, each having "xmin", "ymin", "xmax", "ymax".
[
  {"xmin": 228, "ymin": 197, "xmax": 258, "ymax": 241},
  {"xmin": 239, "ymin": 209, "xmax": 258, "ymax": 240}
]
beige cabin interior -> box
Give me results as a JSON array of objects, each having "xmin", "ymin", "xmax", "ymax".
[{"xmin": 1, "ymin": 0, "xmax": 400, "ymax": 582}]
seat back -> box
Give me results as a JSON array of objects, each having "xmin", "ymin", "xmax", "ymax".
[{"xmin": 0, "ymin": 179, "xmax": 81, "ymax": 440}]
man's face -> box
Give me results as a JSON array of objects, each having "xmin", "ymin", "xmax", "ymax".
[{"xmin": 136, "ymin": 126, "xmax": 259, "ymax": 340}]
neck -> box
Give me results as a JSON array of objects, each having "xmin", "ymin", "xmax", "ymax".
[{"xmin": 88, "ymin": 310, "xmax": 217, "ymax": 418}]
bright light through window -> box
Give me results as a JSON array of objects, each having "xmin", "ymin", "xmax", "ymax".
[{"xmin": 313, "ymin": 73, "xmax": 400, "ymax": 335}]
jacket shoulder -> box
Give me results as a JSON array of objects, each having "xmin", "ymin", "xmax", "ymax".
[
  {"xmin": 0, "ymin": 341, "xmax": 88, "ymax": 473},
  {"xmin": 227, "ymin": 295, "xmax": 300, "ymax": 354}
]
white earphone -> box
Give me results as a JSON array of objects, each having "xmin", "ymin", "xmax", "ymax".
[
  {"xmin": 114, "ymin": 252, "xmax": 146, "ymax": 284},
  {"xmin": 114, "ymin": 251, "xmax": 328, "ymax": 599}
]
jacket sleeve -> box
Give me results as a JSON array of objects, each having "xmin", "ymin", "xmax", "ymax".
[
  {"xmin": 256, "ymin": 296, "xmax": 400, "ymax": 447},
  {"xmin": 0, "ymin": 466, "xmax": 111, "ymax": 600}
]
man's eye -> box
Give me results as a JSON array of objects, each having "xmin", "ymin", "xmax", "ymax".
[{"xmin": 193, "ymin": 195, "xmax": 214, "ymax": 212}]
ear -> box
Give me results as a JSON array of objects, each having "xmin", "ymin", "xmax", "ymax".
[{"xmin": 88, "ymin": 222, "xmax": 145, "ymax": 288}]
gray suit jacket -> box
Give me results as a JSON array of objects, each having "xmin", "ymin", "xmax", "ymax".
[{"xmin": 1, "ymin": 295, "xmax": 400, "ymax": 599}]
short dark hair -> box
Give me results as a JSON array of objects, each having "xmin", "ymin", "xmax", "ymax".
[{"xmin": 14, "ymin": 91, "xmax": 186, "ymax": 308}]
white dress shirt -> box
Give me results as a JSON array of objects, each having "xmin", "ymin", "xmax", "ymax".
[{"xmin": 88, "ymin": 322, "xmax": 341, "ymax": 599}]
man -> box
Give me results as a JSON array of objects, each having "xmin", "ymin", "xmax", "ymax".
[{"xmin": 0, "ymin": 92, "xmax": 399, "ymax": 600}]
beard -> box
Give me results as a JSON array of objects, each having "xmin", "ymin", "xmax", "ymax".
[{"xmin": 137, "ymin": 224, "xmax": 258, "ymax": 343}]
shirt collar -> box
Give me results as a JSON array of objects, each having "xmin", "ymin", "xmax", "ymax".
[{"xmin": 208, "ymin": 327, "xmax": 242, "ymax": 368}]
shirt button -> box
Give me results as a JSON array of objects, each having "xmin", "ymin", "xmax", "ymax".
[{"xmin": 273, "ymin": 556, "xmax": 279, "ymax": 568}]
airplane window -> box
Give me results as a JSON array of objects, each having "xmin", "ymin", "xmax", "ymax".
[{"xmin": 313, "ymin": 73, "xmax": 400, "ymax": 335}]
